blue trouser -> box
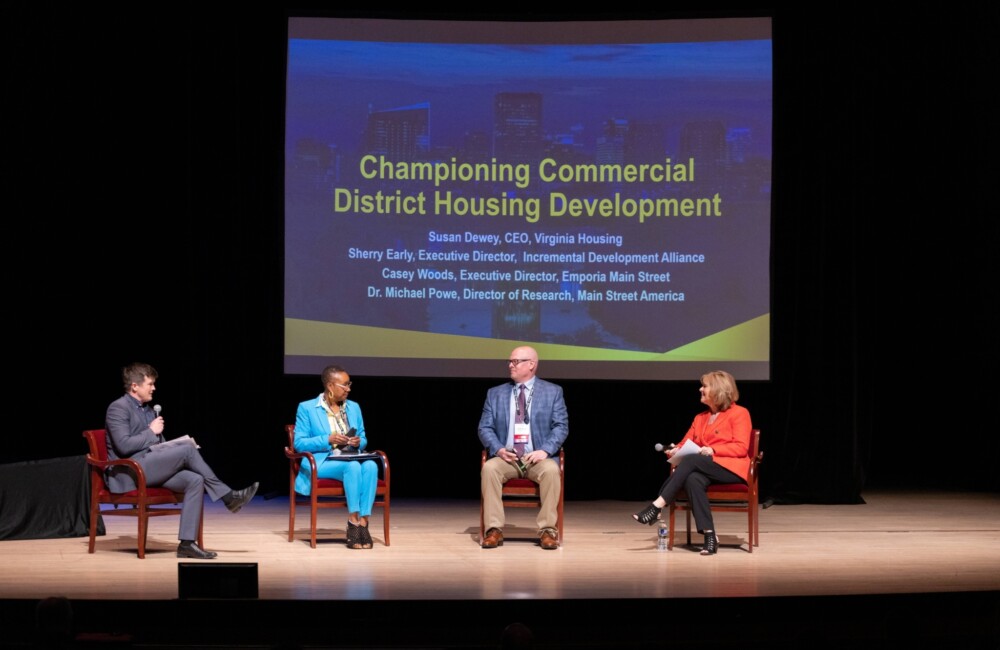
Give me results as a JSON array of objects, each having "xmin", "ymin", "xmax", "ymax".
[{"xmin": 316, "ymin": 459, "xmax": 379, "ymax": 516}]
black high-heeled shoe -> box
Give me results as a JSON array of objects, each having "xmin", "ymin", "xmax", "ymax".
[
  {"xmin": 700, "ymin": 531, "xmax": 718, "ymax": 555},
  {"xmin": 346, "ymin": 521, "xmax": 364, "ymax": 549},
  {"xmin": 359, "ymin": 524, "xmax": 373, "ymax": 549},
  {"xmin": 632, "ymin": 503, "xmax": 662, "ymax": 525}
]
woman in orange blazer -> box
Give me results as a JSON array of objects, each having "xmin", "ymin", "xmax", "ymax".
[{"xmin": 632, "ymin": 370, "xmax": 752, "ymax": 555}]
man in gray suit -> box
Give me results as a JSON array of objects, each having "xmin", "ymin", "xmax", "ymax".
[
  {"xmin": 105, "ymin": 362, "xmax": 257, "ymax": 559},
  {"xmin": 478, "ymin": 346, "xmax": 568, "ymax": 550}
]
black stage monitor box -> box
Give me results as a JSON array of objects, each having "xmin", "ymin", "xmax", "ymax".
[{"xmin": 178, "ymin": 562, "xmax": 259, "ymax": 599}]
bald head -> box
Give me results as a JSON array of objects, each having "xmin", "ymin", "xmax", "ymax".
[{"xmin": 508, "ymin": 346, "xmax": 538, "ymax": 383}]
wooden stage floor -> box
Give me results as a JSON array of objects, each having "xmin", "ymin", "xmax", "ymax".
[{"xmin": 2, "ymin": 490, "xmax": 998, "ymax": 648}]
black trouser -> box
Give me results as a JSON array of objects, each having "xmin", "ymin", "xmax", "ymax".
[{"xmin": 657, "ymin": 454, "xmax": 745, "ymax": 533}]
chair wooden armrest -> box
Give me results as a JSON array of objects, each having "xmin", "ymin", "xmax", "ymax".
[
  {"xmin": 284, "ymin": 446, "xmax": 321, "ymax": 482},
  {"xmin": 85, "ymin": 455, "xmax": 157, "ymax": 497}
]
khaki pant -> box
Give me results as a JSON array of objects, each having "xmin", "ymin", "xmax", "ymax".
[{"xmin": 481, "ymin": 456, "xmax": 561, "ymax": 534}]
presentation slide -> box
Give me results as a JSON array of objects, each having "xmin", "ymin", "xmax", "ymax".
[{"xmin": 284, "ymin": 16, "xmax": 772, "ymax": 379}]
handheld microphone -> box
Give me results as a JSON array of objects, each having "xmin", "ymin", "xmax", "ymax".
[
  {"xmin": 153, "ymin": 404, "xmax": 162, "ymax": 418},
  {"xmin": 346, "ymin": 427, "xmax": 359, "ymax": 453},
  {"xmin": 654, "ymin": 442, "xmax": 675, "ymax": 453},
  {"xmin": 506, "ymin": 448, "xmax": 528, "ymax": 478},
  {"xmin": 333, "ymin": 427, "xmax": 360, "ymax": 457}
]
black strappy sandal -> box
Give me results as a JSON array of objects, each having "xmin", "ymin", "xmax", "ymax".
[
  {"xmin": 346, "ymin": 521, "xmax": 364, "ymax": 549},
  {"xmin": 359, "ymin": 524, "xmax": 373, "ymax": 549},
  {"xmin": 632, "ymin": 503, "xmax": 662, "ymax": 525},
  {"xmin": 700, "ymin": 531, "xmax": 718, "ymax": 555}
]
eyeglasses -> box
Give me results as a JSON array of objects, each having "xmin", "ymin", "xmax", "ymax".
[
  {"xmin": 507, "ymin": 359, "xmax": 532, "ymax": 366},
  {"xmin": 334, "ymin": 381, "xmax": 352, "ymax": 389}
]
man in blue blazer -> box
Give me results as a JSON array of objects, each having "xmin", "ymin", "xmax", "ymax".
[
  {"xmin": 478, "ymin": 346, "xmax": 568, "ymax": 549},
  {"xmin": 104, "ymin": 362, "xmax": 258, "ymax": 559}
]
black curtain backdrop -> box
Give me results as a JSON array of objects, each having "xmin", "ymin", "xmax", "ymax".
[{"xmin": 6, "ymin": 7, "xmax": 998, "ymax": 510}]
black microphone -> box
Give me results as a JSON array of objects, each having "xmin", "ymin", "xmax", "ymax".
[
  {"xmin": 505, "ymin": 448, "xmax": 528, "ymax": 478},
  {"xmin": 654, "ymin": 442, "xmax": 676, "ymax": 453},
  {"xmin": 337, "ymin": 427, "xmax": 359, "ymax": 455}
]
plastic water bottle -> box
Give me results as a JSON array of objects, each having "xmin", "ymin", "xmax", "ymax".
[{"xmin": 657, "ymin": 521, "xmax": 668, "ymax": 550}]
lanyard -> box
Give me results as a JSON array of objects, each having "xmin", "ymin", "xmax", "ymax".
[{"xmin": 512, "ymin": 383, "xmax": 534, "ymax": 423}]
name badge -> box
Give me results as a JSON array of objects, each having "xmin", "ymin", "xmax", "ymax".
[{"xmin": 514, "ymin": 425, "xmax": 530, "ymax": 445}]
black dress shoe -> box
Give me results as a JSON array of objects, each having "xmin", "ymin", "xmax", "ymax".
[
  {"xmin": 177, "ymin": 542, "xmax": 217, "ymax": 559},
  {"xmin": 700, "ymin": 532, "xmax": 718, "ymax": 555},
  {"xmin": 225, "ymin": 482, "xmax": 259, "ymax": 513}
]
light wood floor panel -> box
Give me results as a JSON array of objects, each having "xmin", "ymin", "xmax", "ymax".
[{"xmin": 1, "ymin": 490, "xmax": 998, "ymax": 602}]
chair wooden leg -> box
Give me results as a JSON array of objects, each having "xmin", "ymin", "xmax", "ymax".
[
  {"xmin": 309, "ymin": 495, "xmax": 318, "ymax": 549},
  {"xmin": 479, "ymin": 496, "xmax": 485, "ymax": 543},
  {"xmin": 198, "ymin": 508, "xmax": 205, "ymax": 549},
  {"xmin": 667, "ymin": 505, "xmax": 676, "ymax": 550},
  {"xmin": 382, "ymin": 502, "xmax": 391, "ymax": 546},
  {"xmin": 288, "ymin": 495, "xmax": 296, "ymax": 542},
  {"xmin": 556, "ymin": 493, "xmax": 564, "ymax": 542},
  {"xmin": 137, "ymin": 505, "xmax": 148, "ymax": 559},
  {"xmin": 88, "ymin": 500, "xmax": 99, "ymax": 554}
]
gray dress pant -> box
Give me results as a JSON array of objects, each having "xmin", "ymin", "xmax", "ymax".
[{"xmin": 139, "ymin": 443, "xmax": 231, "ymax": 541}]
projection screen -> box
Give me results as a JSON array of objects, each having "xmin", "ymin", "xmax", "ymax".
[{"xmin": 284, "ymin": 16, "xmax": 772, "ymax": 379}]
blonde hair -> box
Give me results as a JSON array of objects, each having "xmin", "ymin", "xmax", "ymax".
[{"xmin": 700, "ymin": 370, "xmax": 739, "ymax": 411}]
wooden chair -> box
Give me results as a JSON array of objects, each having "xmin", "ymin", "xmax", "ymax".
[
  {"xmin": 479, "ymin": 448, "xmax": 565, "ymax": 545},
  {"xmin": 284, "ymin": 424, "xmax": 391, "ymax": 547},
  {"xmin": 668, "ymin": 428, "xmax": 762, "ymax": 553},
  {"xmin": 82, "ymin": 428, "xmax": 202, "ymax": 558}
]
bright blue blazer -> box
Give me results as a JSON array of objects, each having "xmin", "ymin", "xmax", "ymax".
[{"xmin": 293, "ymin": 394, "xmax": 368, "ymax": 495}]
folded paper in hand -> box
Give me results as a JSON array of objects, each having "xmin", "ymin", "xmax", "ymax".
[
  {"xmin": 667, "ymin": 439, "xmax": 701, "ymax": 465},
  {"xmin": 150, "ymin": 435, "xmax": 200, "ymax": 451}
]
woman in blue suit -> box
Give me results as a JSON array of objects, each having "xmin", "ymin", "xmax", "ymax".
[{"xmin": 293, "ymin": 364, "xmax": 379, "ymax": 549}]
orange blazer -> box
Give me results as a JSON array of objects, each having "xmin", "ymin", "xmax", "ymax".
[{"xmin": 676, "ymin": 403, "xmax": 752, "ymax": 481}]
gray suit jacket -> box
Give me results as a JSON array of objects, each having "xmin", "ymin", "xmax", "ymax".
[
  {"xmin": 104, "ymin": 393, "xmax": 162, "ymax": 492},
  {"xmin": 477, "ymin": 378, "xmax": 568, "ymax": 458}
]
